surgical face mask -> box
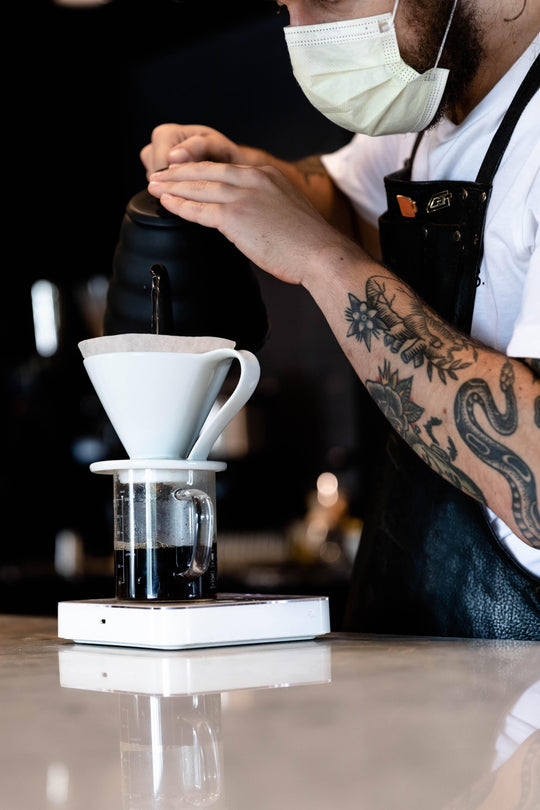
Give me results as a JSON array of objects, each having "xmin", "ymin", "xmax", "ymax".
[{"xmin": 284, "ymin": 0, "xmax": 458, "ymax": 136}]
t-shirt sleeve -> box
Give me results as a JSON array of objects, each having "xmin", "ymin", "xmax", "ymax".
[
  {"xmin": 506, "ymin": 181, "xmax": 540, "ymax": 359},
  {"xmin": 321, "ymin": 133, "xmax": 415, "ymax": 227}
]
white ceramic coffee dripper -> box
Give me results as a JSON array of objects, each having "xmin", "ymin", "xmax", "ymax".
[
  {"xmin": 79, "ymin": 334, "xmax": 259, "ymax": 601},
  {"xmin": 79, "ymin": 334, "xmax": 260, "ymax": 461}
]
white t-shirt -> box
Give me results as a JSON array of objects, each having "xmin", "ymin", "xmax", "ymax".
[{"xmin": 322, "ymin": 37, "xmax": 540, "ymax": 576}]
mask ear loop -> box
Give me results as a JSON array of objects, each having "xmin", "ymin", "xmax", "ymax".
[
  {"xmin": 391, "ymin": 0, "xmax": 458, "ymax": 69},
  {"xmin": 378, "ymin": 0, "xmax": 399, "ymax": 33},
  {"xmin": 433, "ymin": 0, "xmax": 459, "ymax": 69}
]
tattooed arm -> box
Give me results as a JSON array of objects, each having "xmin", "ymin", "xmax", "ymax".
[
  {"xmin": 147, "ymin": 157, "xmax": 539, "ymax": 548},
  {"xmin": 524, "ymin": 358, "xmax": 540, "ymax": 376},
  {"xmin": 306, "ymin": 257, "xmax": 540, "ymax": 548}
]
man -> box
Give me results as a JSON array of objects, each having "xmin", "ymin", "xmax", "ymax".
[{"xmin": 141, "ymin": 0, "xmax": 540, "ymax": 638}]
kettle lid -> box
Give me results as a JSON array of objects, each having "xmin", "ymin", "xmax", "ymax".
[{"xmin": 127, "ymin": 189, "xmax": 181, "ymax": 228}]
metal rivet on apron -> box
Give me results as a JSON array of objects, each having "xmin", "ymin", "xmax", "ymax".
[
  {"xmin": 473, "ymin": 233, "xmax": 479, "ymax": 245},
  {"xmin": 423, "ymin": 227, "xmax": 429, "ymax": 239},
  {"xmin": 453, "ymin": 230, "xmax": 462, "ymax": 242},
  {"xmin": 461, "ymin": 188, "xmax": 469, "ymax": 200},
  {"xmin": 481, "ymin": 191, "xmax": 487, "ymax": 202}
]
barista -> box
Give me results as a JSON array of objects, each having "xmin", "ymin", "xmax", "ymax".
[{"xmin": 142, "ymin": 0, "xmax": 540, "ymax": 639}]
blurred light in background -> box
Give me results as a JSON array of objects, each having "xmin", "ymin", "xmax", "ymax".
[
  {"xmin": 55, "ymin": 530, "xmax": 85, "ymax": 578},
  {"xmin": 31, "ymin": 279, "xmax": 61, "ymax": 357},
  {"xmin": 316, "ymin": 472, "xmax": 339, "ymax": 508},
  {"xmin": 53, "ymin": 0, "xmax": 112, "ymax": 6}
]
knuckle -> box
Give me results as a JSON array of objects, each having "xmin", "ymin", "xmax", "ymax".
[
  {"xmin": 247, "ymin": 164, "xmax": 279, "ymax": 187},
  {"xmin": 261, "ymin": 164, "xmax": 280, "ymax": 176},
  {"xmin": 152, "ymin": 123, "xmax": 172, "ymax": 139},
  {"xmin": 192, "ymin": 179, "xmax": 209, "ymax": 193},
  {"xmin": 228, "ymin": 197, "xmax": 249, "ymax": 218},
  {"xmin": 189, "ymin": 139, "xmax": 210, "ymax": 158},
  {"xmin": 190, "ymin": 200, "xmax": 210, "ymax": 221}
]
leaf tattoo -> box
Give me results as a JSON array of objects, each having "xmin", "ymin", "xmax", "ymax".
[
  {"xmin": 345, "ymin": 277, "xmax": 478, "ymax": 383},
  {"xmin": 367, "ymin": 361, "xmax": 485, "ymax": 502}
]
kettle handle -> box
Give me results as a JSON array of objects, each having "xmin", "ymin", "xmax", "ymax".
[{"xmin": 188, "ymin": 349, "xmax": 260, "ymax": 461}]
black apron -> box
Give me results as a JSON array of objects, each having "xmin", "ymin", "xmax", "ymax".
[{"xmin": 344, "ymin": 56, "xmax": 540, "ymax": 640}]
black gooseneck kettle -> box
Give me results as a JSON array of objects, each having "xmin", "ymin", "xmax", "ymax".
[{"xmin": 103, "ymin": 189, "xmax": 269, "ymax": 353}]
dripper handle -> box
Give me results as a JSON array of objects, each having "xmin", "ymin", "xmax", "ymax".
[{"xmin": 188, "ymin": 349, "xmax": 260, "ymax": 461}]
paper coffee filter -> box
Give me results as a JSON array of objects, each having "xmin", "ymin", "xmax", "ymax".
[{"xmin": 79, "ymin": 334, "xmax": 236, "ymax": 358}]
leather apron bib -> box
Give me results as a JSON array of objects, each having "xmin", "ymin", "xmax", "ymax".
[{"xmin": 344, "ymin": 56, "xmax": 540, "ymax": 640}]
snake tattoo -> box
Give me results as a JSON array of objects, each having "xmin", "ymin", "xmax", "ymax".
[{"xmin": 454, "ymin": 361, "xmax": 540, "ymax": 546}]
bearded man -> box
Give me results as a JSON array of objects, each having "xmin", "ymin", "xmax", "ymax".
[{"xmin": 139, "ymin": 0, "xmax": 540, "ymax": 639}]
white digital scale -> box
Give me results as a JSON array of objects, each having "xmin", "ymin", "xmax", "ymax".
[{"xmin": 58, "ymin": 593, "xmax": 331, "ymax": 650}]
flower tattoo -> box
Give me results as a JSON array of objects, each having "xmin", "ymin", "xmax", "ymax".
[
  {"xmin": 367, "ymin": 361, "xmax": 485, "ymax": 502},
  {"xmin": 345, "ymin": 293, "xmax": 380, "ymax": 350},
  {"xmin": 344, "ymin": 278, "xmax": 477, "ymax": 383},
  {"xmin": 366, "ymin": 361, "xmax": 424, "ymax": 436}
]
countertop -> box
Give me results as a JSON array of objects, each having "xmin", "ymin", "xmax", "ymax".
[{"xmin": 1, "ymin": 614, "xmax": 539, "ymax": 810}]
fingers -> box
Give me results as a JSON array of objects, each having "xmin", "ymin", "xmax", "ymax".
[
  {"xmin": 140, "ymin": 124, "xmax": 188, "ymax": 174},
  {"xmin": 147, "ymin": 161, "xmax": 285, "ymax": 239},
  {"xmin": 158, "ymin": 196, "xmax": 225, "ymax": 231},
  {"xmin": 149, "ymin": 174, "xmax": 239, "ymax": 206},
  {"xmin": 149, "ymin": 161, "xmax": 282, "ymax": 194},
  {"xmin": 147, "ymin": 164, "xmax": 251, "ymax": 234},
  {"xmin": 168, "ymin": 133, "xmax": 239, "ymax": 166},
  {"xmin": 140, "ymin": 123, "xmax": 240, "ymax": 177},
  {"xmin": 150, "ymin": 163, "xmax": 237, "ymax": 204}
]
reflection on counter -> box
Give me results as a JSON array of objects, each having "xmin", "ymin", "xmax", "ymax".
[
  {"xmin": 59, "ymin": 642, "xmax": 332, "ymax": 809},
  {"xmin": 2, "ymin": 618, "xmax": 540, "ymax": 810},
  {"xmin": 55, "ymin": 638, "xmax": 540, "ymax": 810},
  {"xmin": 119, "ymin": 693, "xmax": 223, "ymax": 809}
]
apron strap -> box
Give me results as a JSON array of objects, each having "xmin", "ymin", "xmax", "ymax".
[
  {"xmin": 405, "ymin": 131, "xmax": 424, "ymax": 170},
  {"xmin": 475, "ymin": 53, "xmax": 540, "ymax": 184},
  {"xmin": 407, "ymin": 54, "xmax": 539, "ymax": 180}
]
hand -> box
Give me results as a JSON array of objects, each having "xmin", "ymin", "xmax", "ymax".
[
  {"xmin": 148, "ymin": 160, "xmax": 352, "ymax": 286},
  {"xmin": 140, "ymin": 123, "xmax": 247, "ymax": 177}
]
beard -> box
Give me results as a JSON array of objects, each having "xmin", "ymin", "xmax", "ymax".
[{"xmin": 400, "ymin": 0, "xmax": 486, "ymax": 125}]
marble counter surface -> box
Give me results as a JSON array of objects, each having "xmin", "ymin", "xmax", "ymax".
[{"xmin": 1, "ymin": 614, "xmax": 539, "ymax": 810}]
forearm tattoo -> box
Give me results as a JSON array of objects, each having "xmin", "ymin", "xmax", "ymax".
[
  {"xmin": 455, "ymin": 363, "xmax": 540, "ymax": 545},
  {"xmin": 345, "ymin": 277, "xmax": 540, "ymax": 545},
  {"xmin": 293, "ymin": 155, "xmax": 327, "ymax": 186},
  {"xmin": 366, "ymin": 360, "xmax": 485, "ymax": 502},
  {"xmin": 345, "ymin": 276, "xmax": 478, "ymax": 383},
  {"xmin": 526, "ymin": 359, "xmax": 540, "ymax": 427},
  {"xmin": 528, "ymin": 358, "xmax": 540, "ymax": 376}
]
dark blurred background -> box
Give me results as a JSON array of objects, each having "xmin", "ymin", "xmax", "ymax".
[{"xmin": 2, "ymin": 0, "xmax": 376, "ymax": 625}]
